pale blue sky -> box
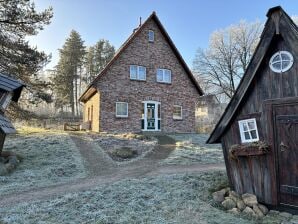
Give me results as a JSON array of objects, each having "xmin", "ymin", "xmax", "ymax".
[{"xmin": 28, "ymin": 0, "xmax": 298, "ymax": 70}]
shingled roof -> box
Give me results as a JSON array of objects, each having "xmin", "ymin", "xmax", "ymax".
[
  {"xmin": 0, "ymin": 73, "xmax": 25, "ymax": 102},
  {"xmin": 207, "ymin": 6, "xmax": 298, "ymax": 143},
  {"xmin": 79, "ymin": 12, "xmax": 203, "ymax": 102}
]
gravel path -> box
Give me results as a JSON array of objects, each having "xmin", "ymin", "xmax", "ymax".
[{"xmin": 0, "ymin": 134, "xmax": 225, "ymax": 208}]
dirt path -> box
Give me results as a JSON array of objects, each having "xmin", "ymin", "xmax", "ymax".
[{"xmin": 0, "ymin": 134, "xmax": 225, "ymax": 208}]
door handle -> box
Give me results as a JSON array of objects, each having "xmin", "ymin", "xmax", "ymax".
[{"xmin": 280, "ymin": 142, "xmax": 288, "ymax": 152}]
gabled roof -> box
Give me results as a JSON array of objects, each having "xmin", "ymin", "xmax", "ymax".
[
  {"xmin": 207, "ymin": 6, "xmax": 298, "ymax": 143},
  {"xmin": 0, "ymin": 73, "xmax": 25, "ymax": 102},
  {"xmin": 79, "ymin": 12, "xmax": 203, "ymax": 102}
]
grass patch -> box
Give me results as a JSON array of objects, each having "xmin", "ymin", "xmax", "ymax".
[
  {"xmin": 162, "ymin": 134, "xmax": 224, "ymax": 165},
  {"xmin": 0, "ymin": 171, "xmax": 257, "ymax": 224},
  {"xmin": 0, "ymin": 130, "xmax": 87, "ymax": 195}
]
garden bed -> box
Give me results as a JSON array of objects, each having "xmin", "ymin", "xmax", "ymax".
[{"xmin": 88, "ymin": 133, "xmax": 157, "ymax": 162}]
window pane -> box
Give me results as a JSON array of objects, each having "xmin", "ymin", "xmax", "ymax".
[
  {"xmin": 247, "ymin": 121, "xmax": 255, "ymax": 130},
  {"xmin": 116, "ymin": 103, "xmax": 127, "ymax": 116},
  {"xmin": 158, "ymin": 104, "xmax": 161, "ymax": 119},
  {"xmin": 244, "ymin": 131, "xmax": 250, "ymax": 140},
  {"xmin": 272, "ymin": 55, "xmax": 280, "ymax": 63},
  {"xmin": 281, "ymin": 53, "xmax": 290, "ymax": 61},
  {"xmin": 282, "ymin": 61, "xmax": 290, "ymax": 69},
  {"xmin": 173, "ymin": 106, "xmax": 182, "ymax": 119},
  {"xmin": 138, "ymin": 66, "xmax": 146, "ymax": 80},
  {"xmin": 250, "ymin": 130, "xmax": 257, "ymax": 139},
  {"xmin": 130, "ymin": 65, "xmax": 137, "ymax": 79},
  {"xmin": 157, "ymin": 69, "xmax": 163, "ymax": 81},
  {"xmin": 149, "ymin": 30, "xmax": 154, "ymax": 42},
  {"xmin": 272, "ymin": 62, "xmax": 281, "ymax": 70},
  {"xmin": 242, "ymin": 123, "xmax": 248, "ymax": 131},
  {"xmin": 164, "ymin": 70, "xmax": 171, "ymax": 83}
]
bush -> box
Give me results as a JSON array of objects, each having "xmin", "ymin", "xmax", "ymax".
[{"xmin": 109, "ymin": 147, "xmax": 137, "ymax": 159}]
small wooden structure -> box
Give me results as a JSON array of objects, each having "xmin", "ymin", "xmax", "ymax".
[
  {"xmin": 0, "ymin": 73, "xmax": 25, "ymax": 152},
  {"xmin": 207, "ymin": 6, "xmax": 298, "ymax": 209}
]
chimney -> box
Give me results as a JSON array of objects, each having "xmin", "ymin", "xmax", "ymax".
[{"xmin": 139, "ymin": 17, "xmax": 142, "ymax": 27}]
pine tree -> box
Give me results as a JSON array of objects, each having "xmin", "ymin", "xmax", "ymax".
[
  {"xmin": 84, "ymin": 39, "xmax": 115, "ymax": 83},
  {"xmin": 0, "ymin": 0, "xmax": 53, "ymax": 118},
  {"xmin": 52, "ymin": 30, "xmax": 85, "ymax": 116}
]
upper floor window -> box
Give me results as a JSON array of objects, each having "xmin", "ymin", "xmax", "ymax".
[
  {"xmin": 238, "ymin": 118, "xmax": 259, "ymax": 143},
  {"xmin": 130, "ymin": 65, "xmax": 146, "ymax": 80},
  {"xmin": 116, "ymin": 102, "xmax": 128, "ymax": 118},
  {"xmin": 148, "ymin": 30, "xmax": 154, "ymax": 42},
  {"xmin": 157, "ymin": 69, "xmax": 171, "ymax": 83},
  {"xmin": 269, "ymin": 51, "xmax": 294, "ymax": 73}
]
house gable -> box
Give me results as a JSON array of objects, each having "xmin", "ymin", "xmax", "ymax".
[
  {"xmin": 207, "ymin": 6, "xmax": 298, "ymax": 144},
  {"xmin": 79, "ymin": 12, "xmax": 203, "ymax": 102}
]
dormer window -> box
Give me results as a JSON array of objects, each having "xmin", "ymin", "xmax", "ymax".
[
  {"xmin": 130, "ymin": 65, "xmax": 146, "ymax": 80},
  {"xmin": 148, "ymin": 30, "xmax": 154, "ymax": 42},
  {"xmin": 269, "ymin": 51, "xmax": 294, "ymax": 73}
]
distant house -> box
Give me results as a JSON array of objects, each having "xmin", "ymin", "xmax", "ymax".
[
  {"xmin": 195, "ymin": 95, "xmax": 226, "ymax": 133},
  {"xmin": 207, "ymin": 6, "xmax": 298, "ymax": 208},
  {"xmin": 79, "ymin": 12, "xmax": 203, "ymax": 133}
]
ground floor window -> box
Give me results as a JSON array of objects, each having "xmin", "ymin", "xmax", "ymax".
[
  {"xmin": 238, "ymin": 118, "xmax": 259, "ymax": 143},
  {"xmin": 173, "ymin": 105, "xmax": 182, "ymax": 120},
  {"xmin": 116, "ymin": 102, "xmax": 128, "ymax": 117}
]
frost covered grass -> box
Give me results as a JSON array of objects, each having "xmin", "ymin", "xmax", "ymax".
[
  {"xmin": 162, "ymin": 134, "xmax": 224, "ymax": 165},
  {"xmin": 0, "ymin": 170, "xmax": 257, "ymax": 224},
  {"xmin": 0, "ymin": 128, "xmax": 87, "ymax": 195}
]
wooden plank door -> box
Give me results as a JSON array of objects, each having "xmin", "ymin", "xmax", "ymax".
[{"xmin": 274, "ymin": 104, "xmax": 298, "ymax": 207}]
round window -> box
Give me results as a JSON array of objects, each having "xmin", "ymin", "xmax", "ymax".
[{"xmin": 269, "ymin": 51, "xmax": 294, "ymax": 73}]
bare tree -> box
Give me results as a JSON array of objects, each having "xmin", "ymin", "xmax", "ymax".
[{"xmin": 193, "ymin": 20, "xmax": 262, "ymax": 102}]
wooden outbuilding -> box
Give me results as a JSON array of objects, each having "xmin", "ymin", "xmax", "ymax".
[
  {"xmin": 207, "ymin": 6, "xmax": 298, "ymax": 209},
  {"xmin": 0, "ymin": 73, "xmax": 25, "ymax": 152}
]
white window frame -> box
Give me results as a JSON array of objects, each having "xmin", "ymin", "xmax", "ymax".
[
  {"xmin": 156, "ymin": 69, "xmax": 171, "ymax": 83},
  {"xmin": 116, "ymin": 102, "xmax": 128, "ymax": 118},
  {"xmin": 173, "ymin": 105, "xmax": 182, "ymax": 120},
  {"xmin": 148, "ymin": 30, "xmax": 154, "ymax": 42},
  {"xmin": 238, "ymin": 118, "xmax": 259, "ymax": 143},
  {"xmin": 130, "ymin": 65, "xmax": 146, "ymax": 81},
  {"xmin": 269, "ymin": 51, "xmax": 294, "ymax": 73}
]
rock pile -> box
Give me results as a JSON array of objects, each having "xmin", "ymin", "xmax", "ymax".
[
  {"xmin": 0, "ymin": 151, "xmax": 22, "ymax": 175},
  {"xmin": 212, "ymin": 188, "xmax": 268, "ymax": 218}
]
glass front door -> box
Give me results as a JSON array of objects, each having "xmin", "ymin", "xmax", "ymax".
[
  {"xmin": 142, "ymin": 101, "xmax": 161, "ymax": 131},
  {"xmin": 147, "ymin": 103, "xmax": 155, "ymax": 130}
]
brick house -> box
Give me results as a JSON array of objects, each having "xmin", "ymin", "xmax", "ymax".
[{"xmin": 79, "ymin": 12, "xmax": 203, "ymax": 133}]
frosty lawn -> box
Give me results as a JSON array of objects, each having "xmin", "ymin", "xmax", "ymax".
[
  {"xmin": 0, "ymin": 128, "xmax": 87, "ymax": 195},
  {"xmin": 0, "ymin": 170, "xmax": 255, "ymax": 224},
  {"xmin": 162, "ymin": 134, "xmax": 224, "ymax": 165}
]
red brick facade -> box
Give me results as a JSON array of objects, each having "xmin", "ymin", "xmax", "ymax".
[{"xmin": 81, "ymin": 13, "xmax": 202, "ymax": 133}]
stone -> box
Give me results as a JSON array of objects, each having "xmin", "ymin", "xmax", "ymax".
[
  {"xmin": 4, "ymin": 163, "xmax": 14, "ymax": 173},
  {"xmin": 221, "ymin": 198, "xmax": 236, "ymax": 210},
  {"xmin": 280, "ymin": 212, "xmax": 292, "ymax": 219},
  {"xmin": 228, "ymin": 208, "xmax": 240, "ymax": 215},
  {"xmin": 8, "ymin": 155, "xmax": 19, "ymax": 166},
  {"xmin": 257, "ymin": 204, "xmax": 268, "ymax": 215},
  {"xmin": 242, "ymin": 193, "xmax": 258, "ymax": 207},
  {"xmin": 0, "ymin": 163, "xmax": 8, "ymax": 176},
  {"xmin": 212, "ymin": 189, "xmax": 226, "ymax": 203},
  {"xmin": 268, "ymin": 210, "xmax": 280, "ymax": 216},
  {"xmin": 253, "ymin": 204, "xmax": 264, "ymax": 218},
  {"xmin": 229, "ymin": 190, "xmax": 240, "ymax": 198},
  {"xmin": 242, "ymin": 206, "xmax": 256, "ymax": 217},
  {"xmin": 236, "ymin": 199, "xmax": 246, "ymax": 211}
]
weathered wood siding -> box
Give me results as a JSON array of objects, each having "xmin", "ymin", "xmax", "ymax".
[{"xmin": 222, "ymin": 30, "xmax": 298, "ymax": 205}]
